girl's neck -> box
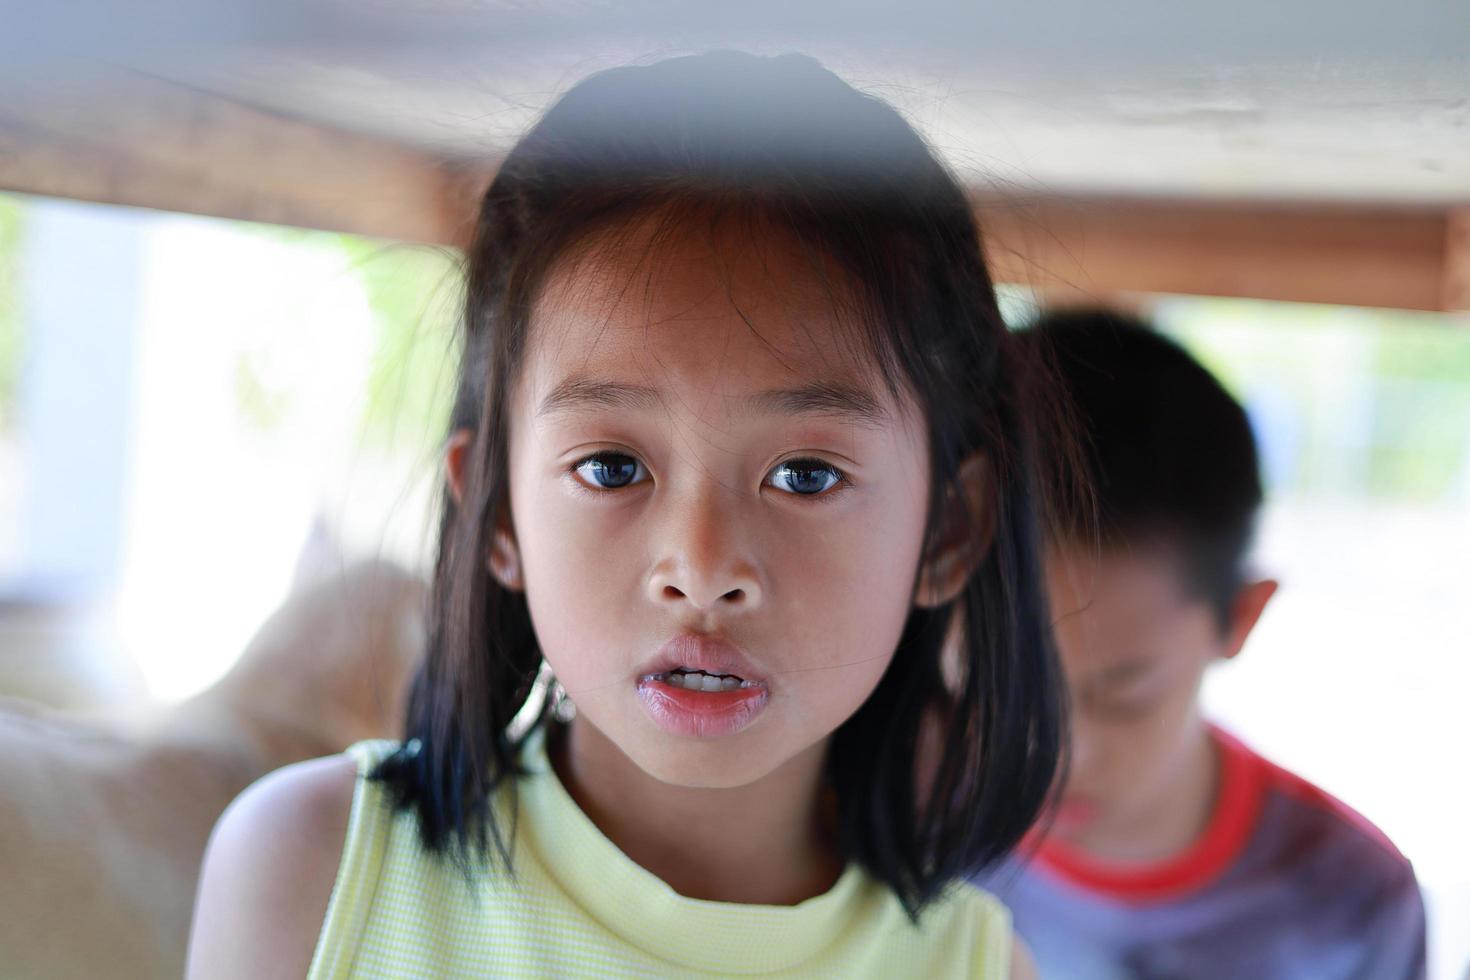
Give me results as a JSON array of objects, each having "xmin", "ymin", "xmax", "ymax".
[{"xmin": 549, "ymin": 719, "xmax": 844, "ymax": 906}]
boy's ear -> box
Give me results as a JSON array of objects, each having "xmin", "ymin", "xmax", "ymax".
[
  {"xmin": 1221, "ymin": 578, "xmax": 1278, "ymax": 660},
  {"xmin": 916, "ymin": 454, "xmax": 994, "ymax": 609},
  {"xmin": 445, "ymin": 428, "xmax": 525, "ymax": 592}
]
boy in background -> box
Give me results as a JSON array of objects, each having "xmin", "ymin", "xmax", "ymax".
[{"xmin": 984, "ymin": 309, "xmax": 1425, "ymax": 979}]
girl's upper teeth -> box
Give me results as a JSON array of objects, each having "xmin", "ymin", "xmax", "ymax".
[{"xmin": 659, "ymin": 669, "xmax": 755, "ymax": 692}]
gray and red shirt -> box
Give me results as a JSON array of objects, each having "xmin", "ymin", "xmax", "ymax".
[{"xmin": 979, "ymin": 728, "xmax": 1426, "ymax": 979}]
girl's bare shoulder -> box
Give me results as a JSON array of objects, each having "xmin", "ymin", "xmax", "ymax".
[{"xmin": 186, "ymin": 752, "xmax": 360, "ymax": 979}]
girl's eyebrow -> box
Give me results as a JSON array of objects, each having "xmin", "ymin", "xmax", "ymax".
[
  {"xmin": 537, "ymin": 377, "xmax": 891, "ymax": 428},
  {"xmin": 753, "ymin": 381, "xmax": 891, "ymax": 428},
  {"xmin": 537, "ymin": 378, "xmax": 663, "ymax": 416}
]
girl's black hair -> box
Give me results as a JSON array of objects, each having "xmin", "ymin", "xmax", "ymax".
[{"xmin": 375, "ymin": 50, "xmax": 1066, "ymax": 918}]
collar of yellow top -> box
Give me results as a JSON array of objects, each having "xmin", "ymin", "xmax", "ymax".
[{"xmin": 513, "ymin": 724, "xmax": 875, "ymax": 974}]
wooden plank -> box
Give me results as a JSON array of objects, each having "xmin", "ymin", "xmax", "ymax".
[
  {"xmin": 0, "ymin": 72, "xmax": 1460, "ymax": 312},
  {"xmin": 0, "ymin": 70, "xmax": 482, "ymax": 245},
  {"xmin": 978, "ymin": 196, "xmax": 1452, "ymax": 312}
]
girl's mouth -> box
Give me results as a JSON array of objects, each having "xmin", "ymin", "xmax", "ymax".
[
  {"xmin": 645, "ymin": 668, "xmax": 760, "ymax": 692},
  {"xmin": 635, "ymin": 633, "xmax": 771, "ymax": 737},
  {"xmin": 635, "ymin": 668, "xmax": 770, "ymax": 737}
]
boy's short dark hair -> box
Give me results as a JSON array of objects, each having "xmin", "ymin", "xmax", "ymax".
[{"xmin": 1019, "ymin": 307, "xmax": 1263, "ymax": 627}]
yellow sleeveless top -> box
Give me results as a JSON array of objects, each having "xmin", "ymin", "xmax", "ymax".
[{"xmin": 308, "ymin": 730, "xmax": 1012, "ymax": 978}]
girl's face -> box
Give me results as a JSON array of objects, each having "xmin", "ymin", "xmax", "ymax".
[{"xmin": 500, "ymin": 218, "xmax": 933, "ymax": 790}]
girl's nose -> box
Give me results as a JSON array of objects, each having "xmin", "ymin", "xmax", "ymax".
[
  {"xmin": 645, "ymin": 488, "xmax": 764, "ymax": 611},
  {"xmin": 648, "ymin": 571, "xmax": 760, "ymax": 610}
]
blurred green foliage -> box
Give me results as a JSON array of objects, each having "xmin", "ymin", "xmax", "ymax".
[
  {"xmin": 338, "ymin": 237, "xmax": 461, "ymax": 454},
  {"xmin": 1153, "ymin": 297, "xmax": 1470, "ymax": 503},
  {"xmin": 1362, "ymin": 318, "xmax": 1470, "ymax": 499},
  {"xmin": 233, "ymin": 222, "xmax": 462, "ymax": 456},
  {"xmin": 232, "ymin": 349, "xmax": 295, "ymax": 434}
]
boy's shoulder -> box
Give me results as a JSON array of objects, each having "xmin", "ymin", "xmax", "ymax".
[
  {"xmin": 1217, "ymin": 730, "xmax": 1426, "ymax": 976},
  {"xmin": 1223, "ymin": 727, "xmax": 1415, "ymax": 889},
  {"xmin": 985, "ymin": 730, "xmax": 1426, "ymax": 980}
]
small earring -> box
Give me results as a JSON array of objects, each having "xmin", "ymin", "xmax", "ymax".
[
  {"xmin": 489, "ymin": 528, "xmax": 522, "ymax": 590},
  {"xmin": 489, "ymin": 553, "xmax": 521, "ymax": 590},
  {"xmin": 551, "ymin": 681, "xmax": 577, "ymax": 723}
]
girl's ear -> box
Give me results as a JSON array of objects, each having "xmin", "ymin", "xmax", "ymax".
[
  {"xmin": 916, "ymin": 453, "xmax": 994, "ymax": 609},
  {"xmin": 445, "ymin": 428, "xmax": 525, "ymax": 593}
]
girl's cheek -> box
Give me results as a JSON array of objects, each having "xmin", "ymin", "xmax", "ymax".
[{"xmin": 786, "ymin": 516, "xmax": 916, "ymax": 680}]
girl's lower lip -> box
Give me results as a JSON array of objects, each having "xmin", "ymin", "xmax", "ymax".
[{"xmin": 635, "ymin": 677, "xmax": 770, "ymax": 738}]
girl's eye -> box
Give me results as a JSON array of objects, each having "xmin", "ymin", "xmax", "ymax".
[
  {"xmin": 767, "ymin": 459, "xmax": 844, "ymax": 497},
  {"xmin": 572, "ymin": 452, "xmax": 648, "ymax": 490}
]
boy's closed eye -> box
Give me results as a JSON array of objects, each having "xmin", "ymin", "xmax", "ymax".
[{"xmin": 1077, "ymin": 661, "xmax": 1172, "ymax": 719}]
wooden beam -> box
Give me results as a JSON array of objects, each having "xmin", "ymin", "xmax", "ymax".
[
  {"xmin": 1, "ymin": 71, "xmax": 1463, "ymax": 313},
  {"xmin": 1444, "ymin": 209, "xmax": 1470, "ymax": 313},
  {"xmin": 0, "ymin": 70, "xmax": 486, "ymax": 246},
  {"xmin": 977, "ymin": 196, "xmax": 1455, "ymax": 313}
]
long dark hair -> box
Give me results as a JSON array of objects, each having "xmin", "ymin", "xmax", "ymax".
[{"xmin": 375, "ymin": 50, "xmax": 1065, "ymax": 917}]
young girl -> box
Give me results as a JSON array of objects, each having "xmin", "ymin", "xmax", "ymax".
[{"xmin": 188, "ymin": 51, "xmax": 1063, "ymax": 978}]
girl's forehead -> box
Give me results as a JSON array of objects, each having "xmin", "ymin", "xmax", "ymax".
[{"xmin": 524, "ymin": 218, "xmax": 897, "ymax": 412}]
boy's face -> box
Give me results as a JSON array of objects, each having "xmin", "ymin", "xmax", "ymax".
[{"xmin": 1045, "ymin": 540, "xmax": 1238, "ymax": 852}]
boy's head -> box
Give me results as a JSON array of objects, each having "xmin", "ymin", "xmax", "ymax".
[{"xmin": 1020, "ymin": 308, "xmax": 1277, "ymax": 856}]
